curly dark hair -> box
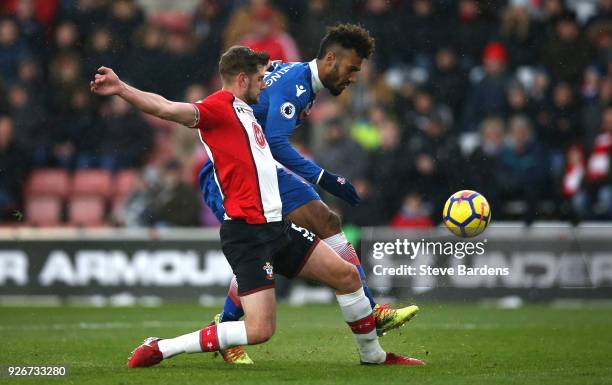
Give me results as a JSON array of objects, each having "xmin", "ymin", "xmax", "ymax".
[{"xmin": 316, "ymin": 23, "xmax": 375, "ymax": 60}]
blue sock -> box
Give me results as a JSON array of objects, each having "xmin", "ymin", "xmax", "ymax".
[
  {"xmin": 356, "ymin": 264, "xmax": 376, "ymax": 309},
  {"xmin": 220, "ymin": 295, "xmax": 244, "ymax": 322}
]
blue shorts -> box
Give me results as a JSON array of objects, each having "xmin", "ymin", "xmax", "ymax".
[{"xmin": 199, "ymin": 161, "xmax": 321, "ymax": 223}]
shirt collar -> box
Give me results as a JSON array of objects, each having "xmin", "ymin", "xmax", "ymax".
[
  {"xmin": 231, "ymin": 93, "xmax": 253, "ymax": 111},
  {"xmin": 308, "ymin": 59, "xmax": 324, "ymax": 94}
]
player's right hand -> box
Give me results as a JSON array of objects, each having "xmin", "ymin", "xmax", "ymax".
[
  {"xmin": 318, "ymin": 170, "xmax": 361, "ymax": 206},
  {"xmin": 90, "ymin": 66, "xmax": 121, "ymax": 96}
]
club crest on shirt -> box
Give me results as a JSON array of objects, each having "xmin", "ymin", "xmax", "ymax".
[
  {"xmin": 263, "ymin": 262, "xmax": 274, "ymax": 280},
  {"xmin": 252, "ymin": 122, "xmax": 266, "ymax": 149},
  {"xmin": 280, "ymin": 102, "xmax": 295, "ymax": 119}
]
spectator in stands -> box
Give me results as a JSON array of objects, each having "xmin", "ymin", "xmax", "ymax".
[
  {"xmin": 468, "ymin": 117, "xmax": 506, "ymax": 214},
  {"xmin": 152, "ymin": 159, "xmax": 201, "ymax": 227},
  {"xmin": 585, "ymin": 16, "xmax": 612, "ymax": 66},
  {"xmin": 192, "ymin": 0, "xmax": 228, "ymax": 81},
  {"xmin": 162, "ymin": 31, "xmax": 198, "ymax": 99},
  {"xmin": 462, "ymin": 42, "xmax": 511, "ymax": 131},
  {"xmin": 106, "ymin": 0, "xmax": 144, "ymax": 49},
  {"xmin": 2, "ymin": 0, "xmax": 58, "ymax": 29},
  {"xmin": 586, "ymin": 0, "xmax": 612, "ymax": 26},
  {"xmin": 52, "ymin": 20, "xmax": 81, "ymax": 54},
  {"xmin": 48, "ymin": 51, "xmax": 83, "ymax": 109},
  {"xmin": 0, "ymin": 17, "xmax": 29, "ymax": 82},
  {"xmin": 223, "ymin": 0, "xmax": 286, "ymax": 49},
  {"xmin": 541, "ymin": 11, "xmax": 594, "ymax": 83},
  {"xmin": 530, "ymin": 67, "xmax": 554, "ymax": 131},
  {"xmin": 339, "ymin": 60, "xmax": 394, "ymax": 120},
  {"xmin": 390, "ymin": 192, "xmax": 434, "ymax": 228},
  {"xmin": 542, "ymin": 82, "xmax": 581, "ymax": 174},
  {"xmin": 427, "ymin": 46, "xmax": 468, "ymax": 118},
  {"xmin": 543, "ymin": 81, "xmax": 580, "ymax": 210},
  {"xmin": 402, "ymin": 0, "xmax": 447, "ymax": 68},
  {"xmin": 339, "ymin": 178, "xmax": 381, "ymax": 226},
  {"xmin": 408, "ymin": 112, "xmax": 461, "ymax": 214},
  {"xmin": 350, "ymin": 104, "xmax": 385, "ymax": 151},
  {"xmin": 499, "ymin": 0, "xmax": 540, "ymax": 69},
  {"xmin": 315, "ymin": 116, "xmax": 367, "ymax": 182},
  {"xmin": 538, "ymin": 0, "xmax": 567, "ymax": 37},
  {"xmin": 455, "ymin": 0, "xmax": 494, "ymax": 68},
  {"xmin": 124, "ymin": 23, "xmax": 166, "ymax": 95},
  {"xmin": 497, "ymin": 115, "xmax": 548, "ymax": 222},
  {"xmin": 64, "ymin": 0, "xmax": 108, "ymax": 39},
  {"xmin": 52, "ymin": 87, "xmax": 103, "ymax": 169},
  {"xmin": 99, "ymin": 96, "xmax": 153, "ymax": 170},
  {"xmin": 173, "ymin": 83, "xmax": 208, "ymax": 169},
  {"xmin": 0, "ymin": 116, "xmax": 29, "ymax": 221},
  {"xmin": 562, "ymin": 144, "xmax": 586, "ymax": 218},
  {"xmin": 6, "ymin": 82, "xmax": 48, "ymax": 165},
  {"xmin": 357, "ymin": 0, "xmax": 400, "ymax": 70},
  {"xmin": 83, "ymin": 27, "xmax": 120, "ymax": 76},
  {"xmin": 13, "ymin": 0, "xmax": 46, "ymax": 59},
  {"xmin": 367, "ymin": 119, "xmax": 409, "ymax": 221},
  {"xmin": 575, "ymin": 106, "xmax": 612, "ymax": 219},
  {"xmin": 119, "ymin": 168, "xmax": 158, "ymax": 227},
  {"xmin": 240, "ymin": 6, "xmax": 299, "ymax": 62},
  {"xmin": 403, "ymin": 87, "xmax": 453, "ymax": 137},
  {"xmin": 504, "ymin": 81, "xmax": 535, "ymax": 120},
  {"xmin": 16, "ymin": 56, "xmax": 45, "ymax": 101},
  {"xmin": 295, "ymin": 0, "xmax": 341, "ymax": 60},
  {"xmin": 583, "ymin": 70, "xmax": 610, "ymax": 148}
]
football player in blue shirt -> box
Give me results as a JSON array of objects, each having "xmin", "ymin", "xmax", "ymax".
[{"xmin": 200, "ymin": 24, "xmax": 419, "ymax": 364}]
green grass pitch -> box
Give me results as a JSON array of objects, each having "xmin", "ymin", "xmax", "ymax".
[{"xmin": 1, "ymin": 303, "xmax": 611, "ymax": 385}]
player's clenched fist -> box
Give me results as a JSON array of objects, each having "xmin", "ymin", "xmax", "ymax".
[{"xmin": 90, "ymin": 66, "xmax": 122, "ymax": 96}]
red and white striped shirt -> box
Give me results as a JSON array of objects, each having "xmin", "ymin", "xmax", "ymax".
[{"xmin": 192, "ymin": 90, "xmax": 282, "ymax": 224}]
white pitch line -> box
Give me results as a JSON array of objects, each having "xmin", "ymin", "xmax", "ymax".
[
  {"xmin": 0, "ymin": 321, "xmax": 516, "ymax": 332},
  {"xmin": 0, "ymin": 320, "xmax": 203, "ymax": 331}
]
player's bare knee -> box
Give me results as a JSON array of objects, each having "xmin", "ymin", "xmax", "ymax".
[
  {"xmin": 336, "ymin": 263, "xmax": 361, "ymax": 294},
  {"xmin": 260, "ymin": 323, "xmax": 275, "ymax": 342},
  {"xmin": 249, "ymin": 324, "xmax": 275, "ymax": 344},
  {"xmin": 245, "ymin": 318, "xmax": 275, "ymax": 344}
]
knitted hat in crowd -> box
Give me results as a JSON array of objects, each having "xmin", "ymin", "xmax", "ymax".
[{"xmin": 482, "ymin": 42, "xmax": 508, "ymax": 64}]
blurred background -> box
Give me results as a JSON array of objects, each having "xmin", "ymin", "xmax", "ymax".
[{"xmin": 1, "ymin": 0, "xmax": 611, "ymax": 304}]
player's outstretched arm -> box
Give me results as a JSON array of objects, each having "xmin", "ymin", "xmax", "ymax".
[
  {"xmin": 265, "ymin": 93, "xmax": 361, "ymax": 206},
  {"xmin": 89, "ymin": 66, "xmax": 197, "ymax": 127}
]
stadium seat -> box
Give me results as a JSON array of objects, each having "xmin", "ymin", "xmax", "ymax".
[
  {"xmin": 68, "ymin": 196, "xmax": 106, "ymax": 227},
  {"xmin": 25, "ymin": 196, "xmax": 62, "ymax": 226},
  {"xmin": 25, "ymin": 169, "xmax": 70, "ymax": 198},
  {"xmin": 71, "ymin": 169, "xmax": 113, "ymax": 198},
  {"xmin": 114, "ymin": 169, "xmax": 139, "ymax": 198}
]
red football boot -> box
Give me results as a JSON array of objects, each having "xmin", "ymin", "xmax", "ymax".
[
  {"xmin": 127, "ymin": 337, "xmax": 164, "ymax": 368},
  {"xmin": 362, "ymin": 352, "xmax": 426, "ymax": 366}
]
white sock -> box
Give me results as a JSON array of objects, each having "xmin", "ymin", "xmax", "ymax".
[
  {"xmin": 336, "ymin": 288, "xmax": 386, "ymax": 364},
  {"xmin": 158, "ymin": 330, "xmax": 202, "ymax": 358},
  {"xmin": 157, "ymin": 321, "xmax": 248, "ymax": 359},
  {"xmin": 323, "ymin": 233, "xmax": 360, "ymax": 265},
  {"xmin": 217, "ymin": 321, "xmax": 248, "ymax": 349},
  {"xmin": 323, "ymin": 233, "xmax": 347, "ymax": 250}
]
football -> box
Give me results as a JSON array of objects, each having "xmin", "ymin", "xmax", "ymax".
[{"xmin": 443, "ymin": 190, "xmax": 491, "ymax": 237}]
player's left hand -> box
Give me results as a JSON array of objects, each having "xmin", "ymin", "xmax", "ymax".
[{"xmin": 318, "ymin": 170, "xmax": 361, "ymax": 206}]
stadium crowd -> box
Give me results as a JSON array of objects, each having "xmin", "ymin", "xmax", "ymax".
[{"xmin": 1, "ymin": 0, "xmax": 612, "ymax": 227}]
